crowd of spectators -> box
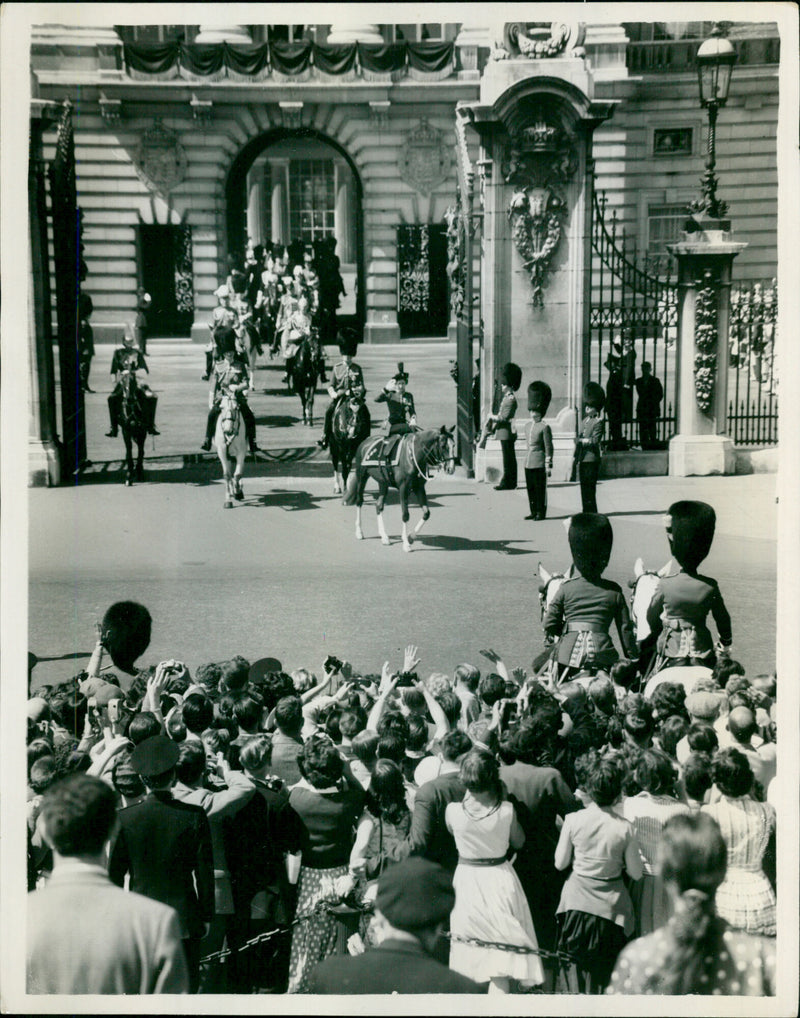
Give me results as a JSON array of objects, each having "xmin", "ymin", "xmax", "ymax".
[{"xmin": 25, "ymin": 594, "xmax": 778, "ymax": 996}]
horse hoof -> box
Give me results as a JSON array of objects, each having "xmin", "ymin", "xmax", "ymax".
[
  {"xmin": 235, "ymin": 489, "xmax": 244, "ymax": 501},
  {"xmin": 381, "ymin": 536, "xmax": 391, "ymax": 546},
  {"xmin": 125, "ymin": 479, "xmax": 132, "ymax": 487},
  {"xmin": 224, "ymin": 500, "xmax": 233, "ymax": 509},
  {"xmin": 333, "ymin": 483, "xmax": 341, "ymax": 495},
  {"xmin": 355, "ymin": 530, "xmax": 364, "ymax": 541},
  {"xmin": 403, "ymin": 543, "xmax": 412, "ymax": 553}
]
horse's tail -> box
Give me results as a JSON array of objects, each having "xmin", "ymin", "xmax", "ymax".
[{"xmin": 342, "ymin": 461, "xmax": 360, "ymax": 505}]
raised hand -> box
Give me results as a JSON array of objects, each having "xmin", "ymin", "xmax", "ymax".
[
  {"xmin": 403, "ymin": 645, "xmax": 420, "ymax": 674},
  {"xmin": 479, "ymin": 648, "xmax": 501, "ymax": 664}
]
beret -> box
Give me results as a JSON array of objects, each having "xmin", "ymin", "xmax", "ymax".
[
  {"xmin": 129, "ymin": 735, "xmax": 179, "ymax": 778},
  {"xmin": 375, "ymin": 858, "xmax": 455, "ymax": 931}
]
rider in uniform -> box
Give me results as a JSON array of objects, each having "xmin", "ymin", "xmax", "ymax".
[
  {"xmin": 375, "ymin": 363, "xmax": 417, "ymax": 459},
  {"xmin": 106, "ymin": 329, "xmax": 159, "ymax": 437},
  {"xmin": 205, "ymin": 285, "xmax": 237, "ymax": 380},
  {"xmin": 646, "ymin": 501, "xmax": 733, "ymax": 670},
  {"xmin": 201, "ymin": 326, "xmax": 258, "ymax": 456},
  {"xmin": 316, "ymin": 333, "xmax": 366, "ymax": 450}
]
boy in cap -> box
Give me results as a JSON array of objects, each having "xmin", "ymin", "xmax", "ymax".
[
  {"xmin": 308, "ymin": 858, "xmax": 483, "ymax": 994},
  {"xmin": 524, "ymin": 380, "xmax": 553, "ymax": 520},
  {"xmin": 108, "ymin": 735, "xmax": 214, "ymax": 993},
  {"xmin": 543, "ymin": 513, "xmax": 637, "ymax": 683},
  {"xmin": 485, "ymin": 362, "xmax": 522, "ymax": 490},
  {"xmin": 646, "ymin": 501, "xmax": 733, "ymax": 671},
  {"xmin": 200, "ymin": 326, "xmax": 259, "ymax": 455},
  {"xmin": 317, "ymin": 331, "xmax": 366, "ymax": 450},
  {"xmin": 573, "ymin": 381, "xmax": 605, "ymax": 512}
]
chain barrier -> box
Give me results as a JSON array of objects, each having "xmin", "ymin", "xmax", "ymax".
[{"xmin": 200, "ymin": 899, "xmax": 576, "ymax": 969}]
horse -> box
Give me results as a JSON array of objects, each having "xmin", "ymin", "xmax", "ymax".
[
  {"xmin": 329, "ymin": 395, "xmax": 371, "ymax": 495},
  {"xmin": 289, "ymin": 336, "xmax": 320, "ymax": 426},
  {"xmin": 238, "ymin": 317, "xmax": 262, "ymax": 382},
  {"xmin": 343, "ymin": 427, "xmax": 456, "ymax": 552},
  {"xmin": 214, "ymin": 389, "xmax": 248, "ymax": 508},
  {"xmin": 118, "ymin": 370, "xmax": 147, "ymax": 486},
  {"xmin": 629, "ymin": 557, "xmax": 675, "ymax": 677}
]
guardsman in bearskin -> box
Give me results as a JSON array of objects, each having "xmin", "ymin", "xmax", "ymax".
[
  {"xmin": 485, "ymin": 362, "xmax": 522, "ymax": 490},
  {"xmin": 646, "ymin": 501, "xmax": 733, "ymax": 671},
  {"xmin": 524, "ymin": 380, "xmax": 553, "ymax": 520},
  {"xmin": 105, "ymin": 328, "xmax": 159, "ymax": 437},
  {"xmin": 543, "ymin": 513, "xmax": 637, "ymax": 682},
  {"xmin": 316, "ymin": 331, "xmax": 366, "ymax": 450},
  {"xmin": 573, "ymin": 382, "xmax": 605, "ymax": 513},
  {"xmin": 200, "ymin": 326, "xmax": 259, "ymax": 456}
]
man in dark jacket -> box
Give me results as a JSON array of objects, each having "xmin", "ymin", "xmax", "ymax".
[
  {"xmin": 308, "ymin": 858, "xmax": 484, "ymax": 994},
  {"xmin": 108, "ymin": 735, "xmax": 214, "ymax": 993}
]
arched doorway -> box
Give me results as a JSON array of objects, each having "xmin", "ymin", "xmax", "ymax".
[{"xmin": 226, "ymin": 129, "xmax": 364, "ymax": 334}]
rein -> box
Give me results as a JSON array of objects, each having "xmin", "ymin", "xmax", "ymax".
[{"xmin": 409, "ymin": 433, "xmax": 455, "ymax": 480}]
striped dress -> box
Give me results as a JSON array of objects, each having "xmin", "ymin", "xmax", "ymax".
[{"xmin": 703, "ymin": 795, "xmax": 776, "ymax": 936}]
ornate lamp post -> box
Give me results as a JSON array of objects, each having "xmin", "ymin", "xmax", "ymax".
[{"xmin": 690, "ymin": 24, "xmax": 737, "ymax": 222}]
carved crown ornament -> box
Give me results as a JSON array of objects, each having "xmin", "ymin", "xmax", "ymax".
[
  {"xmin": 503, "ymin": 119, "xmax": 579, "ymax": 307},
  {"xmin": 491, "ymin": 22, "xmax": 586, "ymax": 61}
]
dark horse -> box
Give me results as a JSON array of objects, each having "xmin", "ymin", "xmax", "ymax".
[
  {"xmin": 329, "ymin": 395, "xmax": 371, "ymax": 495},
  {"xmin": 289, "ymin": 336, "xmax": 320, "ymax": 426},
  {"xmin": 343, "ymin": 427, "xmax": 456, "ymax": 551},
  {"xmin": 119, "ymin": 370, "xmax": 147, "ymax": 485}
]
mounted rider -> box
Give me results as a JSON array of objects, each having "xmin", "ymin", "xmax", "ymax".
[
  {"xmin": 317, "ymin": 331, "xmax": 366, "ymax": 450},
  {"xmin": 204, "ymin": 284, "xmax": 237, "ymax": 380},
  {"xmin": 105, "ymin": 327, "xmax": 159, "ymax": 438},
  {"xmin": 375, "ymin": 363, "xmax": 418, "ymax": 461},
  {"xmin": 201, "ymin": 326, "xmax": 259, "ymax": 456}
]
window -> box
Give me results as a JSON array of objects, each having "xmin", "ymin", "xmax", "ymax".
[
  {"xmin": 116, "ymin": 25, "xmax": 196, "ymax": 44},
  {"xmin": 652, "ymin": 127, "xmax": 693, "ymax": 156},
  {"xmin": 288, "ymin": 160, "xmax": 336, "ymax": 243},
  {"xmin": 387, "ymin": 23, "xmax": 458, "ymax": 42},
  {"xmin": 647, "ymin": 203, "xmax": 689, "ymax": 256}
]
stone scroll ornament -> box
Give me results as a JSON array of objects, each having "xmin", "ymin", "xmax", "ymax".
[
  {"xmin": 503, "ymin": 120, "xmax": 578, "ymax": 307},
  {"xmin": 694, "ymin": 270, "xmax": 719, "ymax": 415},
  {"xmin": 491, "ymin": 22, "xmax": 586, "ymax": 61},
  {"xmin": 133, "ymin": 119, "xmax": 188, "ymax": 199}
]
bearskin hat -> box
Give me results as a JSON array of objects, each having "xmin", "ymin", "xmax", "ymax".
[
  {"xmin": 665, "ymin": 501, "xmax": 716, "ymax": 572},
  {"xmin": 568, "ymin": 512, "xmax": 613, "ymax": 578},
  {"xmin": 583, "ymin": 381, "xmax": 606, "ymax": 411},
  {"xmin": 215, "ymin": 325, "xmax": 237, "ymax": 355},
  {"xmin": 527, "ymin": 380, "xmax": 552, "ymax": 415},
  {"xmin": 501, "ymin": 362, "xmax": 522, "ymax": 392},
  {"xmin": 338, "ymin": 328, "xmax": 358, "ymax": 357}
]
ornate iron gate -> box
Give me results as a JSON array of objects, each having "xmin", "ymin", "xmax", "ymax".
[
  {"xmin": 589, "ymin": 187, "xmax": 678, "ymax": 450},
  {"xmin": 728, "ymin": 279, "xmax": 778, "ymax": 445},
  {"xmin": 449, "ymin": 109, "xmax": 481, "ymax": 472},
  {"xmin": 48, "ymin": 100, "xmax": 87, "ymax": 476}
]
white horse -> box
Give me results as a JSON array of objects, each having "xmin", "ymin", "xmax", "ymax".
[
  {"xmin": 629, "ymin": 557, "xmax": 675, "ymax": 643},
  {"xmin": 214, "ymin": 390, "xmax": 247, "ymax": 508}
]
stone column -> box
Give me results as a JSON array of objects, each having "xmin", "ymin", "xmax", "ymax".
[
  {"xmin": 269, "ymin": 159, "xmax": 290, "ymax": 246},
  {"xmin": 324, "ymin": 22, "xmax": 383, "ymax": 44},
  {"xmin": 454, "ymin": 23, "xmax": 491, "ymax": 77},
  {"xmin": 246, "ymin": 162, "xmax": 267, "ymax": 247},
  {"xmin": 667, "ymin": 226, "xmax": 746, "ymax": 476},
  {"xmin": 194, "ymin": 25, "xmax": 252, "ymax": 44},
  {"xmin": 334, "ymin": 163, "xmax": 354, "ymax": 263}
]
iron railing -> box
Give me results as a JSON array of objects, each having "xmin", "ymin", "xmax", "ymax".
[{"xmin": 728, "ymin": 279, "xmax": 778, "ymax": 445}]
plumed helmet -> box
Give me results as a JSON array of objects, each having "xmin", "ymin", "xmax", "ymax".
[
  {"xmin": 583, "ymin": 381, "xmax": 606, "ymax": 411},
  {"xmin": 665, "ymin": 501, "xmax": 716, "ymax": 571},
  {"xmin": 501, "ymin": 362, "xmax": 522, "ymax": 391},
  {"xmin": 527, "ymin": 380, "xmax": 552, "ymax": 415},
  {"xmin": 568, "ymin": 512, "xmax": 613, "ymax": 578},
  {"xmin": 338, "ymin": 328, "xmax": 358, "ymax": 357},
  {"xmin": 215, "ymin": 325, "xmax": 237, "ymax": 355},
  {"xmin": 214, "ymin": 284, "xmax": 230, "ymax": 299}
]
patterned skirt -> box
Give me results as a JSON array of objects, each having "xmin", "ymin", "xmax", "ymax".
[
  {"xmin": 715, "ymin": 867, "xmax": 776, "ymax": 936},
  {"xmin": 286, "ymin": 864, "xmax": 349, "ymax": 994}
]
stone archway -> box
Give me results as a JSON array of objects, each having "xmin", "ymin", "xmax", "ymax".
[{"xmin": 225, "ymin": 128, "xmax": 365, "ymax": 333}]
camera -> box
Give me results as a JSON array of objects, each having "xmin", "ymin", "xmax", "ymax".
[{"xmin": 324, "ymin": 655, "xmax": 342, "ymax": 673}]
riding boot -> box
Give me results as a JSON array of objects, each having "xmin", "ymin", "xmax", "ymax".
[
  {"xmin": 105, "ymin": 394, "xmax": 120, "ymax": 437},
  {"xmin": 201, "ymin": 407, "xmax": 219, "ymax": 451},
  {"xmin": 242, "ymin": 404, "xmax": 258, "ymax": 454},
  {"xmin": 203, "ymin": 351, "xmax": 213, "ymax": 380},
  {"xmin": 146, "ymin": 395, "xmax": 160, "ymax": 436}
]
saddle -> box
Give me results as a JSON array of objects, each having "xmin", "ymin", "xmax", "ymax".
[{"xmin": 361, "ymin": 434, "xmax": 404, "ymax": 468}]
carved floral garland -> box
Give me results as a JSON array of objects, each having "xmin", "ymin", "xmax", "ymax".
[{"xmin": 694, "ymin": 272, "xmax": 718, "ymax": 415}]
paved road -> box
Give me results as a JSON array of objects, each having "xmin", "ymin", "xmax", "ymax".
[{"xmin": 28, "ymin": 467, "xmax": 777, "ymax": 692}]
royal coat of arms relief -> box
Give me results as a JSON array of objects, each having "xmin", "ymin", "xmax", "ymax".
[
  {"xmin": 133, "ymin": 119, "xmax": 188, "ymax": 199},
  {"xmin": 503, "ymin": 118, "xmax": 579, "ymax": 307},
  {"xmin": 399, "ymin": 119, "xmax": 451, "ymax": 197}
]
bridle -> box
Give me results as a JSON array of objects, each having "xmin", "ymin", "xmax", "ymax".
[{"xmin": 409, "ymin": 431, "xmax": 456, "ymax": 480}]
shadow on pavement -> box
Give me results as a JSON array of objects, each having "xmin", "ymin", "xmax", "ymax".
[
  {"xmin": 416, "ymin": 534, "xmax": 535, "ymax": 554},
  {"xmin": 245, "ymin": 489, "xmax": 330, "ymax": 512}
]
